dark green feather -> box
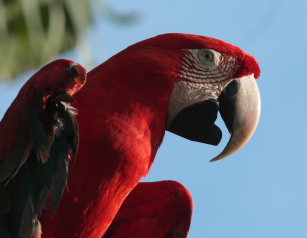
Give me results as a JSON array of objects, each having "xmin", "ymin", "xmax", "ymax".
[
  {"xmin": 0, "ymin": 97, "xmax": 49, "ymax": 183},
  {"xmin": 57, "ymin": 102, "xmax": 79, "ymax": 163},
  {"xmin": 27, "ymin": 104, "xmax": 50, "ymax": 163},
  {"xmin": 49, "ymin": 132, "xmax": 69, "ymax": 214},
  {"xmin": 48, "ymin": 101, "xmax": 79, "ymax": 213},
  {"xmin": 1, "ymin": 95, "xmax": 80, "ymax": 237},
  {"xmin": 0, "ymin": 129, "xmax": 30, "ymax": 183},
  {"xmin": 0, "ymin": 216, "xmax": 11, "ymax": 238},
  {"xmin": 8, "ymin": 162, "xmax": 35, "ymax": 238}
]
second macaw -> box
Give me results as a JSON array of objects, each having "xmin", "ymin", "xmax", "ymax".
[
  {"xmin": 0, "ymin": 59, "xmax": 86, "ymax": 238},
  {"xmin": 41, "ymin": 33, "xmax": 261, "ymax": 238}
]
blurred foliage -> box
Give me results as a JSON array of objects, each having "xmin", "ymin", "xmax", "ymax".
[
  {"xmin": 0, "ymin": 0, "xmax": 93, "ymax": 80},
  {"xmin": 0, "ymin": 0, "xmax": 94, "ymax": 80},
  {"xmin": 0, "ymin": 0, "xmax": 137, "ymax": 81}
]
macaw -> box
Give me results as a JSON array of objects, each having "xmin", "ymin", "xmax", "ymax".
[
  {"xmin": 0, "ymin": 59, "xmax": 87, "ymax": 238},
  {"xmin": 41, "ymin": 33, "xmax": 261, "ymax": 238}
]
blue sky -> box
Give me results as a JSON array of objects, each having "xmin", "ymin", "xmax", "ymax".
[{"xmin": 1, "ymin": 0, "xmax": 307, "ymax": 237}]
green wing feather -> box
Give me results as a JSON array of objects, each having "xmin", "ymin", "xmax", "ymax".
[
  {"xmin": 0, "ymin": 129, "xmax": 30, "ymax": 183},
  {"xmin": 8, "ymin": 162, "xmax": 35, "ymax": 238},
  {"xmin": 27, "ymin": 104, "xmax": 50, "ymax": 164},
  {"xmin": 0, "ymin": 102, "xmax": 50, "ymax": 183},
  {"xmin": 0, "ymin": 96, "xmax": 80, "ymax": 237}
]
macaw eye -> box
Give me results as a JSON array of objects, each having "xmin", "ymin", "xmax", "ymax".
[
  {"xmin": 185, "ymin": 48, "xmax": 221, "ymax": 70},
  {"xmin": 194, "ymin": 49, "xmax": 221, "ymax": 69},
  {"xmin": 199, "ymin": 50, "xmax": 214, "ymax": 63}
]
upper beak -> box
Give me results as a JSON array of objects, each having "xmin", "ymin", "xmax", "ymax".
[
  {"xmin": 210, "ymin": 74, "xmax": 261, "ymax": 161},
  {"xmin": 167, "ymin": 74, "xmax": 261, "ymax": 161}
]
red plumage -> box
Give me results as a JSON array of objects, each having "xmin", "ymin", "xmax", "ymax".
[{"xmin": 40, "ymin": 34, "xmax": 260, "ymax": 237}]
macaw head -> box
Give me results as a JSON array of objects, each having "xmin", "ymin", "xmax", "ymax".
[
  {"xmin": 86, "ymin": 33, "xmax": 260, "ymax": 162},
  {"xmin": 29, "ymin": 59, "xmax": 87, "ymax": 98},
  {"xmin": 14, "ymin": 59, "xmax": 87, "ymax": 113},
  {"xmin": 0, "ymin": 59, "xmax": 87, "ymax": 158},
  {"xmin": 124, "ymin": 33, "xmax": 261, "ymax": 161}
]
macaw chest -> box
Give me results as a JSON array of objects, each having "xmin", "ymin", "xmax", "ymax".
[{"xmin": 105, "ymin": 116, "xmax": 154, "ymax": 176}]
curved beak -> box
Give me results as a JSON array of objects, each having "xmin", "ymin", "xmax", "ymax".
[{"xmin": 210, "ymin": 74, "xmax": 261, "ymax": 162}]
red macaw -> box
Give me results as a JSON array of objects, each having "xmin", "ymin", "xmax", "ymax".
[
  {"xmin": 40, "ymin": 33, "xmax": 261, "ymax": 238},
  {"xmin": 0, "ymin": 59, "xmax": 86, "ymax": 238}
]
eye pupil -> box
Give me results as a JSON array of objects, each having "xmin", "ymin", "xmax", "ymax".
[
  {"xmin": 206, "ymin": 53, "xmax": 213, "ymax": 61},
  {"xmin": 199, "ymin": 50, "xmax": 214, "ymax": 63}
]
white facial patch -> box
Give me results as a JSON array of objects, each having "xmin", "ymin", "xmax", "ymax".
[
  {"xmin": 167, "ymin": 80, "xmax": 231, "ymax": 126},
  {"xmin": 167, "ymin": 49, "xmax": 239, "ymax": 126}
]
